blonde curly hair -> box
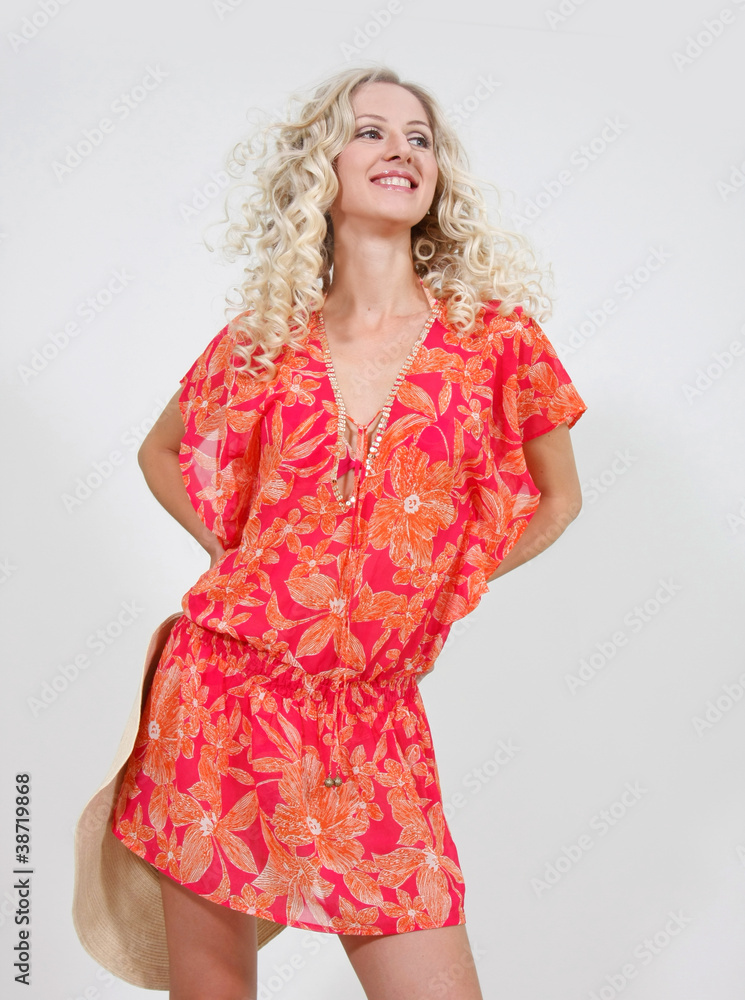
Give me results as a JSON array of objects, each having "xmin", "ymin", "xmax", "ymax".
[{"xmin": 208, "ymin": 65, "xmax": 554, "ymax": 380}]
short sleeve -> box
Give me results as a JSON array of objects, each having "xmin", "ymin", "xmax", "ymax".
[
  {"xmin": 178, "ymin": 325, "xmax": 261, "ymax": 550},
  {"xmin": 508, "ymin": 306, "xmax": 587, "ymax": 443}
]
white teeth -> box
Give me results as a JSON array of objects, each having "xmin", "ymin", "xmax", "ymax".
[{"xmin": 373, "ymin": 176, "xmax": 413, "ymax": 188}]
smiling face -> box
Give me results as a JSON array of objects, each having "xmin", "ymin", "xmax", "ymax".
[{"xmin": 329, "ymin": 81, "xmax": 438, "ymax": 231}]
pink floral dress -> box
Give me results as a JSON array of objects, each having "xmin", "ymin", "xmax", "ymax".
[{"xmin": 112, "ymin": 284, "xmax": 587, "ymax": 937}]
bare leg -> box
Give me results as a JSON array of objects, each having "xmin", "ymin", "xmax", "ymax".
[
  {"xmin": 158, "ymin": 870, "xmax": 258, "ymax": 1000},
  {"xmin": 338, "ymin": 923, "xmax": 484, "ymax": 1000}
]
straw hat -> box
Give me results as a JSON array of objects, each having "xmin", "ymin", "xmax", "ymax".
[{"xmin": 72, "ymin": 612, "xmax": 286, "ymax": 990}]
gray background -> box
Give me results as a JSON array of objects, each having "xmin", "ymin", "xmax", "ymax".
[{"xmin": 2, "ymin": 0, "xmax": 745, "ymax": 997}]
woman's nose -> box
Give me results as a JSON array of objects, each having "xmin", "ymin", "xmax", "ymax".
[{"xmin": 383, "ymin": 132, "xmax": 413, "ymax": 159}]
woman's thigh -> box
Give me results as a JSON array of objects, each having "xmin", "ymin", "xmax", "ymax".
[
  {"xmin": 158, "ymin": 870, "xmax": 258, "ymax": 1000},
  {"xmin": 338, "ymin": 923, "xmax": 484, "ymax": 1000}
]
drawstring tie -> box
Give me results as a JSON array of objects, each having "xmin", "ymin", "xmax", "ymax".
[
  {"xmin": 322, "ymin": 680, "xmax": 347, "ymax": 788},
  {"xmin": 321, "ymin": 412, "xmax": 377, "ymax": 789}
]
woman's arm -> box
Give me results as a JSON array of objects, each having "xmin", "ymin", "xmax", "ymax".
[
  {"xmin": 487, "ymin": 422, "xmax": 582, "ymax": 582},
  {"xmin": 138, "ymin": 388, "xmax": 226, "ymax": 567}
]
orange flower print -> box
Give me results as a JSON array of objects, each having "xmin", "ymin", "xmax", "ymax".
[
  {"xmin": 148, "ymin": 785, "xmax": 171, "ymax": 833},
  {"xmin": 368, "ymin": 446, "xmax": 456, "ymax": 568},
  {"xmin": 381, "ymin": 592, "xmax": 428, "ymax": 645},
  {"xmin": 410, "ymin": 545, "xmax": 466, "ymax": 601},
  {"xmin": 263, "ymin": 507, "xmax": 313, "ymax": 555},
  {"xmin": 512, "ymin": 317, "xmax": 559, "ymax": 363},
  {"xmin": 236, "ymin": 520, "xmax": 283, "ymax": 591},
  {"xmin": 116, "ymin": 802, "xmax": 155, "ymax": 859},
  {"xmin": 178, "ymin": 670, "xmax": 211, "ymax": 746},
  {"xmin": 136, "ymin": 663, "xmax": 183, "ymax": 785},
  {"xmin": 516, "ymin": 387, "xmax": 548, "ymax": 428},
  {"xmin": 200, "ymin": 702, "xmax": 245, "ymax": 775},
  {"xmin": 189, "ymin": 561, "xmax": 265, "ymax": 624},
  {"xmin": 482, "ymin": 309, "xmax": 517, "ymax": 355},
  {"xmin": 277, "ymin": 357, "xmax": 321, "ymax": 406},
  {"xmin": 388, "ymin": 787, "xmax": 433, "ymax": 847},
  {"xmin": 386, "ymin": 701, "xmax": 421, "ymax": 741},
  {"xmin": 372, "ymin": 803, "xmax": 463, "ymax": 926},
  {"xmin": 179, "ymin": 403, "xmax": 256, "ymax": 540},
  {"xmin": 154, "ymin": 828, "xmax": 182, "ymax": 879},
  {"xmin": 375, "ymin": 756, "xmax": 428, "ymax": 810},
  {"xmin": 228, "ymin": 880, "xmax": 260, "ymax": 915},
  {"xmin": 456, "ymin": 398, "xmax": 487, "ymax": 438},
  {"xmin": 391, "ymin": 552, "xmax": 417, "ymax": 587},
  {"xmin": 288, "ymin": 538, "xmax": 336, "ymax": 580},
  {"xmin": 501, "ymin": 372, "xmax": 522, "ymax": 439},
  {"xmin": 352, "ymin": 794, "xmax": 385, "ymax": 826},
  {"xmin": 299, "ymin": 484, "xmax": 344, "ymax": 535},
  {"xmin": 352, "ymin": 584, "xmax": 427, "ymax": 648},
  {"xmin": 329, "ymin": 897, "xmax": 382, "ymax": 934},
  {"xmin": 255, "ymin": 406, "xmax": 295, "ymax": 508},
  {"xmin": 342, "ymin": 863, "xmax": 385, "ymax": 907},
  {"xmin": 227, "ymin": 880, "xmax": 279, "ymax": 924},
  {"xmin": 112, "ymin": 299, "xmax": 586, "ymax": 937},
  {"xmin": 441, "ymin": 353, "xmax": 492, "ymax": 401},
  {"xmin": 381, "ymin": 887, "xmax": 437, "ymax": 932},
  {"xmin": 522, "ymin": 359, "xmax": 559, "ymax": 396},
  {"xmin": 547, "ymin": 382, "xmax": 586, "ymax": 426},
  {"xmin": 271, "ymin": 755, "xmax": 369, "ymax": 874},
  {"xmin": 229, "ymin": 673, "xmax": 280, "ymax": 717},
  {"xmin": 253, "ymin": 812, "xmax": 336, "ymax": 927},
  {"xmin": 285, "ymin": 574, "xmax": 365, "ymax": 669},
  {"xmin": 184, "ymin": 381, "xmax": 226, "ymax": 436},
  {"xmin": 168, "ymin": 755, "xmax": 260, "ymax": 884},
  {"xmin": 337, "ymin": 743, "xmax": 383, "ymax": 802},
  {"xmin": 470, "ymin": 479, "xmax": 534, "ymax": 553}
]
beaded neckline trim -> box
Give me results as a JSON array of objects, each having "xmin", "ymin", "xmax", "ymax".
[{"xmin": 315, "ymin": 300, "xmax": 442, "ymax": 510}]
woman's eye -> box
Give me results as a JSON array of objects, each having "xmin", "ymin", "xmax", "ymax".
[{"xmin": 357, "ymin": 128, "xmax": 431, "ymax": 148}]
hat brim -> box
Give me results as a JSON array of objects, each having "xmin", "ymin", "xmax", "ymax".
[{"xmin": 71, "ymin": 613, "xmax": 286, "ymax": 990}]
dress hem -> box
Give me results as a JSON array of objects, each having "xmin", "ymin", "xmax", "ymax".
[{"xmin": 111, "ymin": 823, "xmax": 467, "ymax": 938}]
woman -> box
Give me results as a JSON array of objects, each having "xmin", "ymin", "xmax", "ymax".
[{"xmin": 110, "ymin": 66, "xmax": 586, "ymax": 999}]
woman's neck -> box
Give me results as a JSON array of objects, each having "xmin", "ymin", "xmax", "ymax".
[{"xmin": 324, "ymin": 233, "xmax": 428, "ymax": 325}]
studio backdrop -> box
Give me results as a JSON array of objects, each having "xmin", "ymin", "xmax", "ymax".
[{"xmin": 3, "ymin": 0, "xmax": 744, "ymax": 997}]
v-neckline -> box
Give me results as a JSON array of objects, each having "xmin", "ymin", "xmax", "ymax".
[
  {"xmin": 313, "ymin": 289, "xmax": 441, "ymax": 509},
  {"xmin": 316, "ymin": 304, "xmax": 437, "ymax": 420}
]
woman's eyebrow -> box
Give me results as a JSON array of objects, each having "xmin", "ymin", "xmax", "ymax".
[{"xmin": 355, "ymin": 113, "xmax": 432, "ymax": 130}]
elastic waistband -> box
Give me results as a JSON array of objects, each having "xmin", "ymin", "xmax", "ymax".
[
  {"xmin": 180, "ymin": 614, "xmax": 421, "ymax": 791},
  {"xmin": 180, "ymin": 615, "xmax": 418, "ymax": 707}
]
